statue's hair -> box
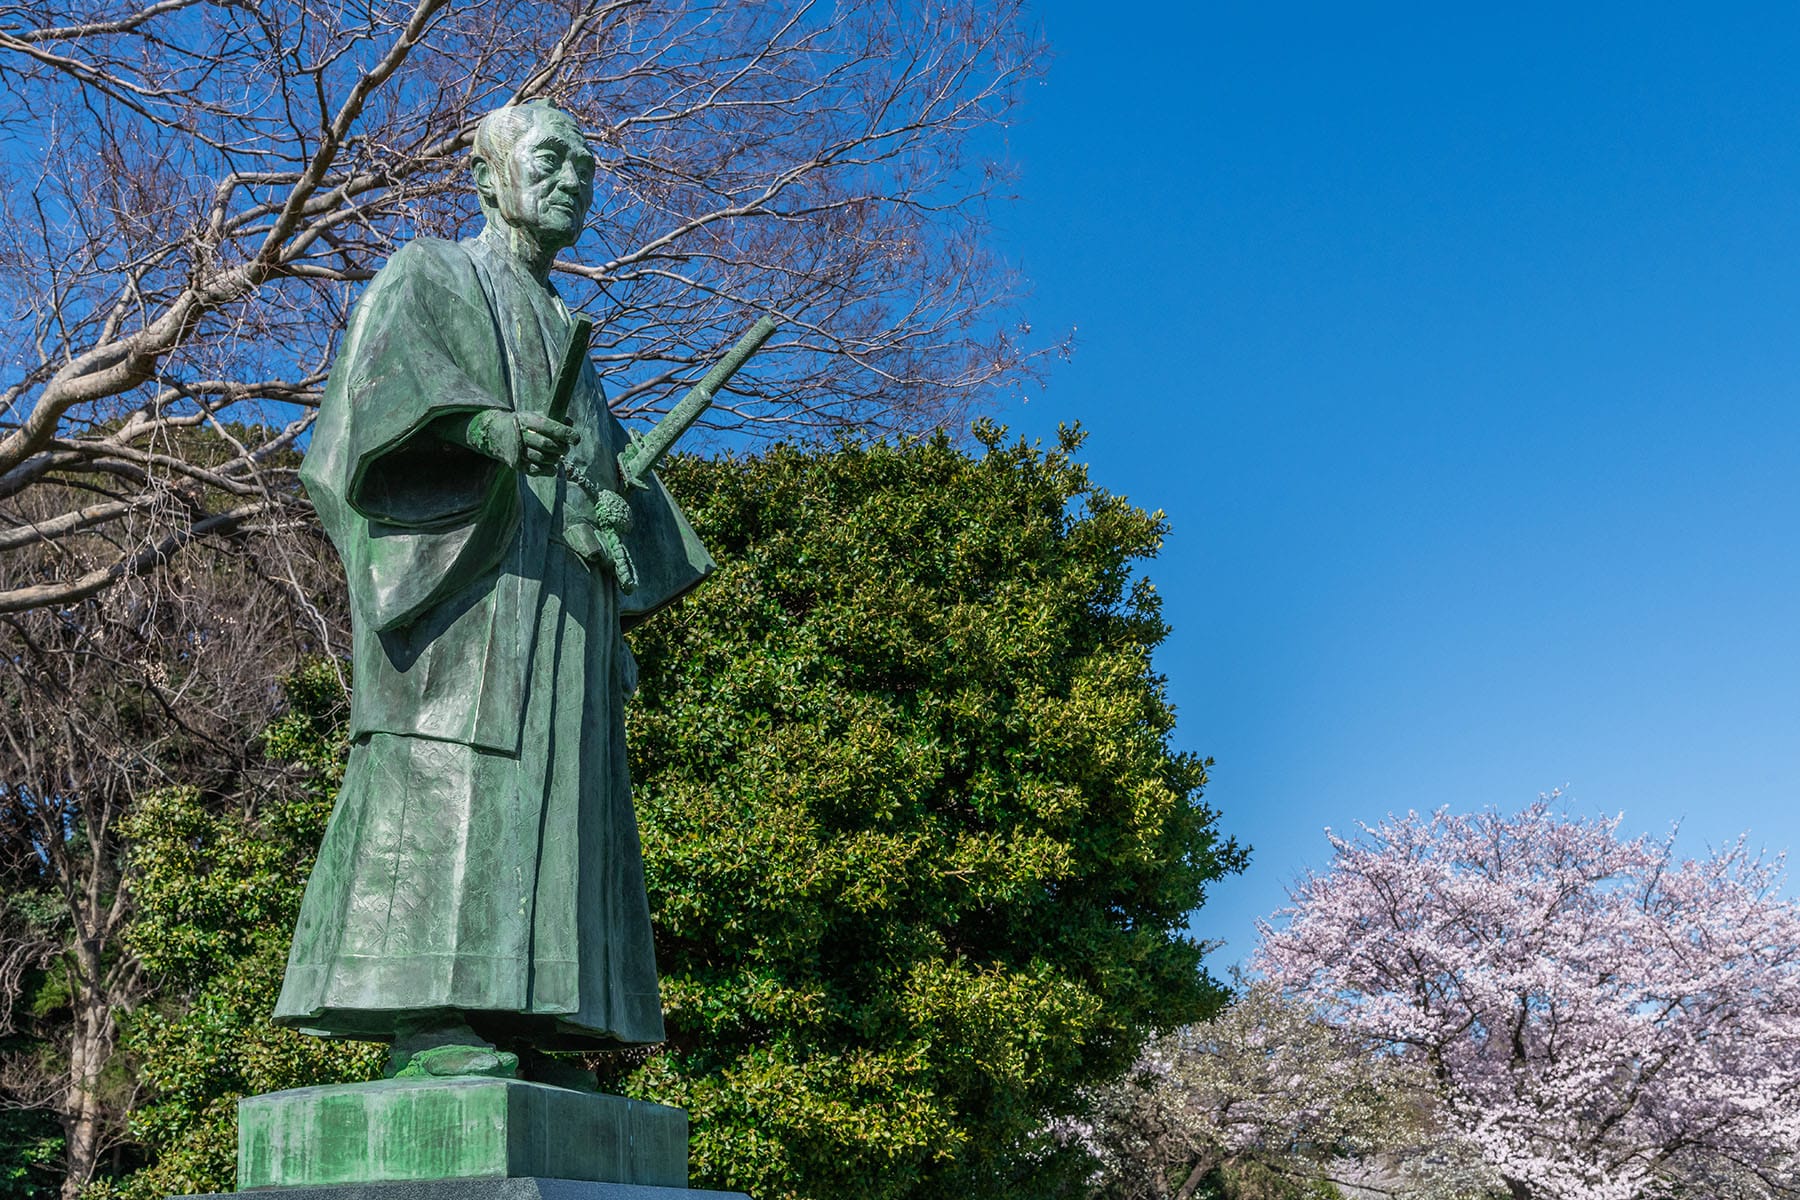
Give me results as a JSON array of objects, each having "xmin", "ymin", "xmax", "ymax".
[{"xmin": 470, "ymin": 101, "xmax": 583, "ymax": 214}]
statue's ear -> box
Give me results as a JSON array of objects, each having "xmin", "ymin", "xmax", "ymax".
[{"xmin": 472, "ymin": 156, "xmax": 495, "ymax": 205}]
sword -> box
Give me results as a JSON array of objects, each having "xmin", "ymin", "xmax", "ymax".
[
  {"xmin": 546, "ymin": 312, "xmax": 618, "ymax": 507},
  {"xmin": 546, "ymin": 312, "xmax": 595, "ymax": 426},
  {"xmin": 549, "ymin": 314, "xmax": 779, "ymax": 592},
  {"xmin": 617, "ymin": 316, "xmax": 779, "ymax": 491}
]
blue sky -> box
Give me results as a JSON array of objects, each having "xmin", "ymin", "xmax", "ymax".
[{"xmin": 994, "ymin": 1, "xmax": 1800, "ymax": 961}]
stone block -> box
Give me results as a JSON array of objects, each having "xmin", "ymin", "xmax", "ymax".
[
  {"xmin": 188, "ymin": 1179, "xmax": 746, "ymax": 1200},
  {"xmin": 237, "ymin": 1080, "xmax": 688, "ymax": 1190}
]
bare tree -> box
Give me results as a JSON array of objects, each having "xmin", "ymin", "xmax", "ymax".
[
  {"xmin": 0, "ymin": 0, "xmax": 1048, "ymax": 617},
  {"xmin": 0, "ymin": 5, "xmax": 1046, "ymax": 1192},
  {"xmin": 0, "ymin": 461, "xmax": 346, "ymax": 1199}
]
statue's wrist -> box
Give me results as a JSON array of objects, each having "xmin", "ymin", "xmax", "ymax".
[{"xmin": 436, "ymin": 410, "xmax": 520, "ymax": 467}]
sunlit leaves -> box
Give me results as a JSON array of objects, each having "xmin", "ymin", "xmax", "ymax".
[
  {"xmin": 620, "ymin": 425, "xmax": 1243, "ymax": 1198},
  {"xmin": 105, "ymin": 431, "xmax": 1239, "ymax": 1200}
]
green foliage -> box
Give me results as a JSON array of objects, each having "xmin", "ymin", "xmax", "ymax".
[
  {"xmin": 0, "ymin": 862, "xmax": 71, "ymax": 1199},
  {"xmin": 613, "ymin": 425, "xmax": 1242, "ymax": 1198},
  {"xmin": 0, "ymin": 1095, "xmax": 61, "ymax": 1200},
  {"xmin": 95, "ymin": 663, "xmax": 382, "ymax": 1200},
  {"xmin": 106, "ymin": 428, "xmax": 1241, "ymax": 1200}
]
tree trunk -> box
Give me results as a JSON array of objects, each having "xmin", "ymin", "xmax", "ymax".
[
  {"xmin": 59, "ymin": 976, "xmax": 119, "ymax": 1200},
  {"xmin": 1174, "ymin": 1153, "xmax": 1220, "ymax": 1200}
]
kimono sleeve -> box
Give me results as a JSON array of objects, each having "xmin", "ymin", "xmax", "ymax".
[
  {"xmin": 341, "ymin": 241, "xmax": 513, "ymax": 529},
  {"xmin": 618, "ymin": 466, "xmax": 716, "ymax": 628},
  {"xmin": 302, "ymin": 240, "xmax": 519, "ymax": 633}
]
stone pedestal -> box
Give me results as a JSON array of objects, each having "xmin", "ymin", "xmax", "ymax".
[
  {"xmin": 197, "ymin": 1181, "xmax": 747, "ymax": 1200},
  {"xmin": 237, "ymin": 1079, "xmax": 689, "ymax": 1190}
]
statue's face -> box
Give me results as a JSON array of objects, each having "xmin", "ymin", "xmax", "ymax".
[{"xmin": 487, "ymin": 111, "xmax": 595, "ymax": 252}]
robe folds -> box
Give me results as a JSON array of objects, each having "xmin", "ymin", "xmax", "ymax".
[{"xmin": 274, "ymin": 233, "xmax": 713, "ymax": 1048}]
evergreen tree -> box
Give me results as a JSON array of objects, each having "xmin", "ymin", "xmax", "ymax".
[{"xmin": 104, "ymin": 427, "xmax": 1243, "ymax": 1200}]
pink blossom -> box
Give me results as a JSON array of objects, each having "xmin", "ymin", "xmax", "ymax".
[{"xmin": 1255, "ymin": 801, "xmax": 1800, "ymax": 1200}]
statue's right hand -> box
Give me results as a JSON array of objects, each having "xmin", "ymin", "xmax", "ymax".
[
  {"xmin": 514, "ymin": 412, "xmax": 580, "ymax": 475},
  {"xmin": 465, "ymin": 411, "xmax": 579, "ymax": 475}
]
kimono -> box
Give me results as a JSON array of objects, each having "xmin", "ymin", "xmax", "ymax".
[{"xmin": 273, "ymin": 232, "xmax": 713, "ymax": 1048}]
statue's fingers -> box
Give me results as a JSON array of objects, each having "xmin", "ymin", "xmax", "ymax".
[
  {"xmin": 521, "ymin": 430, "xmax": 568, "ymax": 456},
  {"xmin": 519, "ymin": 414, "xmax": 579, "ymax": 445}
]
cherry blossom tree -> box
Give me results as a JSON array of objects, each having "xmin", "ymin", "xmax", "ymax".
[
  {"xmin": 1077, "ymin": 981, "xmax": 1455, "ymax": 1200},
  {"xmin": 1256, "ymin": 801, "xmax": 1800, "ymax": 1200}
]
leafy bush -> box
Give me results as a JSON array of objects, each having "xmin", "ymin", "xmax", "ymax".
[{"xmin": 105, "ymin": 428, "xmax": 1241, "ymax": 1200}]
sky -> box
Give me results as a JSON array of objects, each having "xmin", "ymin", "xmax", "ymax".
[{"xmin": 993, "ymin": 1, "xmax": 1800, "ymax": 964}]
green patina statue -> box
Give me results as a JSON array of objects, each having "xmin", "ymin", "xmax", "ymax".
[{"xmin": 275, "ymin": 101, "xmax": 757, "ymax": 1085}]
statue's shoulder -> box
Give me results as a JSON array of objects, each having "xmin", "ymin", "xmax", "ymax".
[
  {"xmin": 355, "ymin": 238, "xmax": 487, "ymax": 325},
  {"xmin": 377, "ymin": 236, "xmax": 480, "ymax": 285}
]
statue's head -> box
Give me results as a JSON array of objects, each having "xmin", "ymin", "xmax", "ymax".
[{"xmin": 471, "ymin": 101, "xmax": 595, "ymax": 258}]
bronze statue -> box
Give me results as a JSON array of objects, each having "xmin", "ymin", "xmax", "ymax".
[{"xmin": 275, "ymin": 101, "xmax": 760, "ymax": 1084}]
